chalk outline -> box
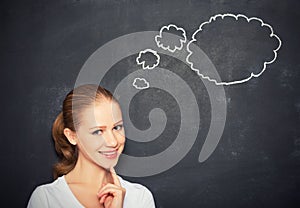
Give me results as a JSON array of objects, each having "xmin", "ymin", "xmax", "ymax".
[
  {"xmin": 155, "ymin": 24, "xmax": 187, "ymax": 53},
  {"xmin": 186, "ymin": 13, "xmax": 282, "ymax": 86},
  {"xmin": 136, "ymin": 49, "xmax": 160, "ymax": 70},
  {"xmin": 132, "ymin": 77, "xmax": 150, "ymax": 90}
]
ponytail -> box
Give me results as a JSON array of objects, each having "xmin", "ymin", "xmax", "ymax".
[{"xmin": 52, "ymin": 112, "xmax": 78, "ymax": 179}]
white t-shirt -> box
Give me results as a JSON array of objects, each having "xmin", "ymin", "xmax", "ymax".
[{"xmin": 27, "ymin": 175, "xmax": 155, "ymax": 208}]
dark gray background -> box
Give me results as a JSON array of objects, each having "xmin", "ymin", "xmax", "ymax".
[{"xmin": 1, "ymin": 0, "xmax": 300, "ymax": 207}]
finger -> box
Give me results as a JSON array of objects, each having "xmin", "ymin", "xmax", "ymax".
[
  {"xmin": 98, "ymin": 185, "xmax": 124, "ymax": 198},
  {"xmin": 110, "ymin": 167, "xmax": 121, "ymax": 186},
  {"xmin": 98, "ymin": 183, "xmax": 120, "ymax": 196},
  {"xmin": 99, "ymin": 194, "xmax": 108, "ymax": 204},
  {"xmin": 104, "ymin": 195, "xmax": 113, "ymax": 207},
  {"xmin": 97, "ymin": 194, "xmax": 109, "ymax": 204}
]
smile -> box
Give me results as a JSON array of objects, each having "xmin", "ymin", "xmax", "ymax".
[{"xmin": 98, "ymin": 150, "xmax": 118, "ymax": 159}]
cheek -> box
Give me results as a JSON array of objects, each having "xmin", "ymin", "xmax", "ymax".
[
  {"xmin": 117, "ymin": 129, "xmax": 126, "ymax": 143},
  {"xmin": 118, "ymin": 137, "xmax": 126, "ymax": 154},
  {"xmin": 78, "ymin": 135, "xmax": 106, "ymax": 150},
  {"xmin": 118, "ymin": 133, "xmax": 126, "ymax": 143}
]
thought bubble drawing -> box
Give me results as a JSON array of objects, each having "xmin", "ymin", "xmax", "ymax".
[
  {"xmin": 132, "ymin": 77, "xmax": 150, "ymax": 90},
  {"xmin": 136, "ymin": 49, "xmax": 160, "ymax": 69},
  {"xmin": 186, "ymin": 13, "xmax": 282, "ymax": 85},
  {"xmin": 155, "ymin": 24, "xmax": 187, "ymax": 53},
  {"xmin": 74, "ymin": 31, "xmax": 226, "ymax": 177}
]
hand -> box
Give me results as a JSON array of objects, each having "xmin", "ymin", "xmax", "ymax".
[{"xmin": 97, "ymin": 167, "xmax": 126, "ymax": 208}]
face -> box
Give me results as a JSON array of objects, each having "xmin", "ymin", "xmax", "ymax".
[{"xmin": 74, "ymin": 99, "xmax": 125, "ymax": 170}]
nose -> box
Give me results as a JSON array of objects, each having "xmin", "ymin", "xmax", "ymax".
[{"xmin": 104, "ymin": 131, "xmax": 118, "ymax": 147}]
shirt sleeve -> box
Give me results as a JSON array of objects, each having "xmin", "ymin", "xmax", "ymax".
[
  {"xmin": 141, "ymin": 187, "xmax": 156, "ymax": 208},
  {"xmin": 27, "ymin": 186, "xmax": 49, "ymax": 208}
]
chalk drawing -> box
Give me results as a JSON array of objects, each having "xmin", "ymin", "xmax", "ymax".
[
  {"xmin": 186, "ymin": 13, "xmax": 282, "ymax": 85},
  {"xmin": 136, "ymin": 49, "xmax": 160, "ymax": 70},
  {"xmin": 155, "ymin": 24, "xmax": 187, "ymax": 53},
  {"xmin": 132, "ymin": 77, "xmax": 150, "ymax": 90}
]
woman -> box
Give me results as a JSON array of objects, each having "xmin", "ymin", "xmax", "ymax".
[{"xmin": 27, "ymin": 84, "xmax": 155, "ymax": 208}]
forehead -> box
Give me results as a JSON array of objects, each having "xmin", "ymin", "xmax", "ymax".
[{"xmin": 80, "ymin": 100, "xmax": 122, "ymax": 125}]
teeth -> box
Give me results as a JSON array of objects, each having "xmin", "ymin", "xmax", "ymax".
[{"xmin": 101, "ymin": 151, "xmax": 116, "ymax": 155}]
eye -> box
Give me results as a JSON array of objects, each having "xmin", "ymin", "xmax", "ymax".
[
  {"xmin": 92, "ymin": 129, "xmax": 103, "ymax": 135},
  {"xmin": 114, "ymin": 124, "xmax": 123, "ymax": 131}
]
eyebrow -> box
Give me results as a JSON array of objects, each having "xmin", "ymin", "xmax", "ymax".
[{"xmin": 89, "ymin": 120, "xmax": 123, "ymax": 130}]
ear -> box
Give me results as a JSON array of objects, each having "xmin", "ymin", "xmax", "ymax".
[{"xmin": 63, "ymin": 128, "xmax": 78, "ymax": 145}]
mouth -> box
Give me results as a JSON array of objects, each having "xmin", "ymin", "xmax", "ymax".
[{"xmin": 98, "ymin": 149, "xmax": 119, "ymax": 159}]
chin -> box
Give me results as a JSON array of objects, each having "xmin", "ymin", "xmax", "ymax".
[{"xmin": 98, "ymin": 160, "xmax": 119, "ymax": 170}]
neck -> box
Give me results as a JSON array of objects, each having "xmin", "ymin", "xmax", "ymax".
[{"xmin": 66, "ymin": 152, "xmax": 112, "ymax": 187}]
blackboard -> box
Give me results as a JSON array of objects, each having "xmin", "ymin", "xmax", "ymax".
[{"xmin": 1, "ymin": 0, "xmax": 300, "ymax": 207}]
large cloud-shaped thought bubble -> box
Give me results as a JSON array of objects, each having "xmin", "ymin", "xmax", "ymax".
[
  {"xmin": 136, "ymin": 49, "xmax": 160, "ymax": 70},
  {"xmin": 186, "ymin": 13, "xmax": 282, "ymax": 85},
  {"xmin": 155, "ymin": 24, "xmax": 187, "ymax": 53}
]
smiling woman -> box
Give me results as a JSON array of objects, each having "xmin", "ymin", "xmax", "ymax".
[{"xmin": 27, "ymin": 84, "xmax": 155, "ymax": 208}]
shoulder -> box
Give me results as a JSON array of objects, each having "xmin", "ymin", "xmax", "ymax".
[
  {"xmin": 27, "ymin": 185, "xmax": 48, "ymax": 208},
  {"xmin": 31, "ymin": 176, "xmax": 65, "ymax": 194},
  {"xmin": 118, "ymin": 176, "xmax": 156, "ymax": 208},
  {"xmin": 27, "ymin": 177, "xmax": 65, "ymax": 208}
]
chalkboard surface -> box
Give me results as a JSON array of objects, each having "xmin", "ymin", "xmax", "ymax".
[{"xmin": 1, "ymin": 0, "xmax": 300, "ymax": 207}]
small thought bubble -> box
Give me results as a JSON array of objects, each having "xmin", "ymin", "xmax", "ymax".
[
  {"xmin": 186, "ymin": 13, "xmax": 282, "ymax": 85},
  {"xmin": 132, "ymin": 77, "xmax": 150, "ymax": 90},
  {"xmin": 155, "ymin": 24, "xmax": 187, "ymax": 53},
  {"xmin": 136, "ymin": 49, "xmax": 160, "ymax": 70}
]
